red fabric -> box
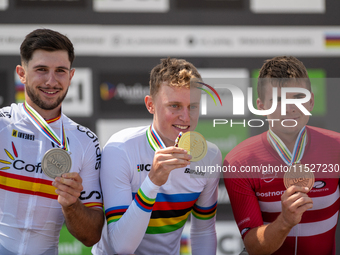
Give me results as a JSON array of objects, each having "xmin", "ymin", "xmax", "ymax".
[{"xmin": 224, "ymin": 126, "xmax": 340, "ymax": 255}]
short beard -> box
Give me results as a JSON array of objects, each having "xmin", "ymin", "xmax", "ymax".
[{"xmin": 26, "ymin": 85, "xmax": 68, "ymax": 111}]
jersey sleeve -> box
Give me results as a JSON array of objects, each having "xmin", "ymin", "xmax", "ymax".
[
  {"xmin": 100, "ymin": 142, "xmax": 160, "ymax": 254},
  {"xmin": 223, "ymin": 158, "xmax": 264, "ymax": 239},
  {"xmin": 190, "ymin": 147, "xmax": 221, "ymax": 255},
  {"xmin": 78, "ymin": 132, "xmax": 103, "ymax": 209},
  {"xmin": 0, "ymin": 105, "xmax": 15, "ymax": 131}
]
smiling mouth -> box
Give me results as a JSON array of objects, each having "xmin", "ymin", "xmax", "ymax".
[
  {"xmin": 40, "ymin": 89, "xmax": 59, "ymax": 95},
  {"xmin": 173, "ymin": 125, "xmax": 189, "ymax": 130}
]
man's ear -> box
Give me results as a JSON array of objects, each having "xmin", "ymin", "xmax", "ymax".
[
  {"xmin": 145, "ymin": 95, "xmax": 155, "ymax": 114},
  {"xmin": 256, "ymin": 97, "xmax": 265, "ymax": 110},
  {"xmin": 16, "ymin": 65, "xmax": 26, "ymax": 85}
]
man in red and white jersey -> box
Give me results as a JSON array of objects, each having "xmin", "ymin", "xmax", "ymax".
[{"xmin": 224, "ymin": 56, "xmax": 340, "ymax": 255}]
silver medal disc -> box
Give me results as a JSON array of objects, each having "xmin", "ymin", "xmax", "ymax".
[{"xmin": 42, "ymin": 148, "xmax": 72, "ymax": 179}]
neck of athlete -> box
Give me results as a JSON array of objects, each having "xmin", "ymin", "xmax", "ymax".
[
  {"xmin": 26, "ymin": 101, "xmax": 62, "ymax": 121},
  {"xmin": 39, "ymin": 108, "xmax": 61, "ymax": 121},
  {"xmin": 269, "ymin": 127, "xmax": 306, "ymax": 154},
  {"xmin": 279, "ymin": 133, "xmax": 299, "ymax": 154}
]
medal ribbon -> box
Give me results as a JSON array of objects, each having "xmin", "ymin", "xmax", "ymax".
[
  {"xmin": 268, "ymin": 126, "xmax": 307, "ymax": 166},
  {"xmin": 146, "ymin": 125, "xmax": 166, "ymax": 151},
  {"xmin": 23, "ymin": 101, "xmax": 69, "ymax": 151}
]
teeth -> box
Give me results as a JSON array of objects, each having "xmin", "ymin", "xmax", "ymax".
[
  {"xmin": 43, "ymin": 90, "xmax": 57, "ymax": 94},
  {"xmin": 174, "ymin": 125, "xmax": 189, "ymax": 130}
]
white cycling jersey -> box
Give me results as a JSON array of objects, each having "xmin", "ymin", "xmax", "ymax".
[
  {"xmin": 0, "ymin": 103, "xmax": 103, "ymax": 255},
  {"xmin": 92, "ymin": 125, "xmax": 221, "ymax": 255}
]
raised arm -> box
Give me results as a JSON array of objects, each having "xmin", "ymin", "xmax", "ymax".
[
  {"xmin": 243, "ymin": 185, "xmax": 313, "ymax": 255},
  {"xmin": 102, "ymin": 145, "xmax": 190, "ymax": 254}
]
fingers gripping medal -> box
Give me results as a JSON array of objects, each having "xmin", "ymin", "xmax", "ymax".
[
  {"xmin": 284, "ymin": 164, "xmax": 315, "ymax": 191},
  {"xmin": 177, "ymin": 131, "xmax": 207, "ymax": 161}
]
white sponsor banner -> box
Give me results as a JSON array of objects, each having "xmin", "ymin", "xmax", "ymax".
[
  {"xmin": 0, "ymin": 0, "xmax": 8, "ymax": 10},
  {"xmin": 93, "ymin": 0, "xmax": 169, "ymax": 12},
  {"xmin": 251, "ymin": 0, "xmax": 325, "ymax": 13},
  {"xmin": 63, "ymin": 68, "xmax": 93, "ymax": 117},
  {"xmin": 1, "ymin": 25, "xmax": 340, "ymax": 56},
  {"xmin": 182, "ymin": 221, "xmax": 243, "ymax": 255},
  {"xmin": 96, "ymin": 119, "xmax": 152, "ymax": 146}
]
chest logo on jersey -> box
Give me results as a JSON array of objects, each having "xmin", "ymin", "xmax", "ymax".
[
  {"xmin": 0, "ymin": 142, "xmax": 42, "ymax": 173},
  {"xmin": 184, "ymin": 168, "xmax": 206, "ymax": 176},
  {"xmin": 261, "ymin": 169, "xmax": 277, "ymax": 183},
  {"xmin": 12, "ymin": 129, "xmax": 35, "ymax": 141},
  {"xmin": 137, "ymin": 164, "xmax": 151, "ymax": 172}
]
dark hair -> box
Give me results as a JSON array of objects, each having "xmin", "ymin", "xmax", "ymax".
[
  {"xmin": 257, "ymin": 56, "xmax": 311, "ymax": 101},
  {"xmin": 20, "ymin": 28, "xmax": 74, "ymax": 65},
  {"xmin": 149, "ymin": 57, "xmax": 201, "ymax": 97}
]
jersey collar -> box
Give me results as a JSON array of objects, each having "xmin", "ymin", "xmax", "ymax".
[{"xmin": 146, "ymin": 125, "xmax": 166, "ymax": 151}]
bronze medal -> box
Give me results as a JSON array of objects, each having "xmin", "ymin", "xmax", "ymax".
[{"xmin": 283, "ymin": 164, "xmax": 314, "ymax": 191}]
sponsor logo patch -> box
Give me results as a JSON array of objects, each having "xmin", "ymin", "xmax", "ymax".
[{"xmin": 12, "ymin": 129, "xmax": 35, "ymax": 141}]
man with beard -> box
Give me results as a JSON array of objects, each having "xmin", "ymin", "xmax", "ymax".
[{"xmin": 0, "ymin": 28, "xmax": 104, "ymax": 255}]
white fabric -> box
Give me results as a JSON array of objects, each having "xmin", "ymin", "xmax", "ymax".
[
  {"xmin": 0, "ymin": 103, "xmax": 102, "ymax": 255},
  {"xmin": 92, "ymin": 126, "xmax": 221, "ymax": 255}
]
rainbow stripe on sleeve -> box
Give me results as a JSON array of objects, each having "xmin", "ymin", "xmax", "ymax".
[
  {"xmin": 105, "ymin": 205, "xmax": 129, "ymax": 224},
  {"xmin": 105, "ymin": 191, "xmax": 216, "ymax": 234},
  {"xmin": 192, "ymin": 202, "xmax": 217, "ymax": 220},
  {"xmin": 134, "ymin": 188, "xmax": 156, "ymax": 213}
]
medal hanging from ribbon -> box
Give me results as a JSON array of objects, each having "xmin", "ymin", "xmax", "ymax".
[
  {"xmin": 23, "ymin": 101, "xmax": 72, "ymax": 179},
  {"xmin": 267, "ymin": 126, "xmax": 314, "ymax": 191},
  {"xmin": 146, "ymin": 125, "xmax": 166, "ymax": 151}
]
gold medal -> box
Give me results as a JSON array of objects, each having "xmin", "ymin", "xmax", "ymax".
[
  {"xmin": 177, "ymin": 131, "xmax": 207, "ymax": 162},
  {"xmin": 42, "ymin": 148, "xmax": 72, "ymax": 179},
  {"xmin": 283, "ymin": 164, "xmax": 314, "ymax": 191}
]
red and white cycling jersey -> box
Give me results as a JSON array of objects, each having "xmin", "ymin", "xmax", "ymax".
[{"xmin": 224, "ymin": 126, "xmax": 340, "ymax": 255}]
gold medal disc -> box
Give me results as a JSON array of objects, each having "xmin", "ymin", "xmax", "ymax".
[
  {"xmin": 177, "ymin": 131, "xmax": 207, "ymax": 162},
  {"xmin": 283, "ymin": 164, "xmax": 314, "ymax": 191}
]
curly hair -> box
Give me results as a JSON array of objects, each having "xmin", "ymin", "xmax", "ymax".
[{"xmin": 149, "ymin": 57, "xmax": 201, "ymax": 97}]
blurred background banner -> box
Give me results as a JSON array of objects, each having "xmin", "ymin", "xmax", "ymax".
[{"xmin": 1, "ymin": 0, "xmax": 340, "ymax": 254}]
